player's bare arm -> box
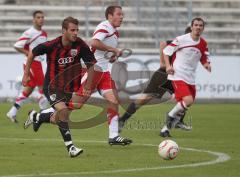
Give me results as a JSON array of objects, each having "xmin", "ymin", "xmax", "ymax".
[
  {"xmin": 82, "ymin": 65, "xmax": 95, "ymax": 97},
  {"xmin": 22, "ymin": 51, "xmax": 34, "ymax": 86},
  {"xmin": 159, "ymin": 41, "xmax": 167, "ymax": 68},
  {"xmin": 91, "ymin": 39, "xmax": 121, "ymax": 57},
  {"xmin": 14, "ymin": 47, "xmax": 29, "ymax": 56},
  {"xmin": 163, "ymin": 39, "xmax": 179, "ymax": 75},
  {"xmin": 163, "ymin": 54, "xmax": 174, "ymax": 75},
  {"xmin": 203, "ymin": 62, "xmax": 211, "ymax": 73}
]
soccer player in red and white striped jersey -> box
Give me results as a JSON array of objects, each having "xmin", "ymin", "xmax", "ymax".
[
  {"xmin": 7, "ymin": 10, "xmax": 48, "ymax": 123},
  {"xmin": 160, "ymin": 17, "xmax": 211, "ymax": 137},
  {"xmin": 76, "ymin": 6, "xmax": 132, "ymax": 145}
]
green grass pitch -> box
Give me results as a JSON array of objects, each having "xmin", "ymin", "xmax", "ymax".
[{"xmin": 0, "ymin": 103, "xmax": 239, "ymax": 177}]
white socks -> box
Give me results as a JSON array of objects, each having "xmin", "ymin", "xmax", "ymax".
[
  {"xmin": 168, "ymin": 101, "xmax": 187, "ymax": 118},
  {"xmin": 109, "ymin": 115, "xmax": 119, "ymax": 139}
]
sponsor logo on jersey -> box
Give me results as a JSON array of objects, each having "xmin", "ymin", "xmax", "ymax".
[{"xmin": 58, "ymin": 57, "xmax": 74, "ymax": 65}]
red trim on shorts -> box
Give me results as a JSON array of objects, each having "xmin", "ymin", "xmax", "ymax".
[
  {"xmin": 172, "ymin": 80, "xmax": 196, "ymax": 102},
  {"xmin": 76, "ymin": 71, "xmax": 116, "ymax": 96}
]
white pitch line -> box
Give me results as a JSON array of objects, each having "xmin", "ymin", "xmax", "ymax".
[{"xmin": 0, "ymin": 137, "xmax": 231, "ymax": 177}]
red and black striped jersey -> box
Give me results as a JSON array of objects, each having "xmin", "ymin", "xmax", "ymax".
[{"xmin": 32, "ymin": 36, "xmax": 96, "ymax": 93}]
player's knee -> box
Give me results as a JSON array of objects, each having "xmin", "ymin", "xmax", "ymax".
[
  {"xmin": 50, "ymin": 112, "xmax": 57, "ymax": 124},
  {"xmin": 183, "ymin": 96, "xmax": 194, "ymax": 107},
  {"xmin": 57, "ymin": 108, "xmax": 70, "ymax": 121},
  {"xmin": 107, "ymin": 96, "xmax": 119, "ymax": 106}
]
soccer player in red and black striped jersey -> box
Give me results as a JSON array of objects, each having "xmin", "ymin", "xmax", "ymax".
[{"xmin": 22, "ymin": 17, "xmax": 96, "ymax": 157}]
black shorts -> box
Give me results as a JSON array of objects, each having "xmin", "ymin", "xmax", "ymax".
[
  {"xmin": 143, "ymin": 68, "xmax": 174, "ymax": 98},
  {"xmin": 43, "ymin": 88, "xmax": 72, "ymax": 107}
]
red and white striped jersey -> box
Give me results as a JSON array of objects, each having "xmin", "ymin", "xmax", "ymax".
[
  {"xmin": 92, "ymin": 20, "xmax": 119, "ymax": 72},
  {"xmin": 14, "ymin": 26, "xmax": 47, "ymax": 62},
  {"xmin": 163, "ymin": 33, "xmax": 210, "ymax": 85}
]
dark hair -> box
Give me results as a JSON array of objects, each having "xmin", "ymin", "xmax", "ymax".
[
  {"xmin": 62, "ymin": 16, "xmax": 79, "ymax": 30},
  {"xmin": 32, "ymin": 10, "xmax": 44, "ymax": 18},
  {"xmin": 191, "ymin": 17, "xmax": 205, "ymax": 28},
  {"xmin": 105, "ymin": 5, "xmax": 122, "ymax": 19},
  {"xmin": 185, "ymin": 26, "xmax": 192, "ymax": 34}
]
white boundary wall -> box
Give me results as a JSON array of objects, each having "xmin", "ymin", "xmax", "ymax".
[{"xmin": 0, "ymin": 54, "xmax": 240, "ymax": 99}]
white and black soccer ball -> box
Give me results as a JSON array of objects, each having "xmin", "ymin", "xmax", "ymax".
[{"xmin": 158, "ymin": 139, "xmax": 179, "ymax": 160}]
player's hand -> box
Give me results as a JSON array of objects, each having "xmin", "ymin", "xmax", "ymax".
[
  {"xmin": 114, "ymin": 48, "xmax": 122, "ymax": 58},
  {"xmin": 82, "ymin": 87, "xmax": 91, "ymax": 97},
  {"xmin": 109, "ymin": 48, "xmax": 122, "ymax": 63},
  {"xmin": 109, "ymin": 55, "xmax": 117, "ymax": 63},
  {"xmin": 166, "ymin": 66, "xmax": 174, "ymax": 75},
  {"xmin": 204, "ymin": 64, "xmax": 211, "ymax": 73},
  {"xmin": 22, "ymin": 73, "xmax": 30, "ymax": 87}
]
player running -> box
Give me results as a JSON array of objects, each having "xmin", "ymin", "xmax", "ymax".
[
  {"xmin": 76, "ymin": 5, "xmax": 132, "ymax": 145},
  {"xmin": 160, "ymin": 17, "xmax": 211, "ymax": 137},
  {"xmin": 118, "ymin": 27, "xmax": 192, "ymax": 134},
  {"xmin": 7, "ymin": 10, "xmax": 48, "ymax": 123},
  {"xmin": 24, "ymin": 6, "xmax": 132, "ymax": 147},
  {"xmin": 22, "ymin": 17, "xmax": 96, "ymax": 157}
]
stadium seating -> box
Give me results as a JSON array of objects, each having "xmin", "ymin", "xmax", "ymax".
[{"xmin": 0, "ymin": 0, "xmax": 240, "ymax": 55}]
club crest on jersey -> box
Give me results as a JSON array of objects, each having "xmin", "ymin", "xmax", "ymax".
[
  {"xmin": 50, "ymin": 94, "xmax": 56, "ymax": 101},
  {"xmin": 70, "ymin": 49, "xmax": 78, "ymax": 57}
]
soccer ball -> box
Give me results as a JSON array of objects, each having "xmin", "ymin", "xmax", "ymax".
[{"xmin": 158, "ymin": 139, "xmax": 179, "ymax": 160}]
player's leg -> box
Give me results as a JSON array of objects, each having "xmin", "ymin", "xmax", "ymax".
[
  {"xmin": 24, "ymin": 97, "xmax": 83, "ymax": 157},
  {"xmin": 174, "ymin": 107, "xmax": 192, "ymax": 131},
  {"xmin": 103, "ymin": 89, "xmax": 132, "ymax": 145},
  {"xmin": 168, "ymin": 95, "xmax": 193, "ymax": 126},
  {"xmin": 167, "ymin": 82, "xmax": 195, "ymax": 129},
  {"xmin": 165, "ymin": 96, "xmax": 192, "ymax": 132},
  {"xmin": 119, "ymin": 68, "xmax": 168, "ymax": 131},
  {"xmin": 53, "ymin": 102, "xmax": 83, "ymax": 157},
  {"xmin": 118, "ymin": 94, "xmax": 153, "ymax": 132},
  {"xmin": 35, "ymin": 87, "xmax": 48, "ymax": 111},
  {"xmin": 24, "ymin": 107, "xmax": 54, "ymax": 131},
  {"xmin": 68, "ymin": 89, "xmax": 93, "ymax": 110},
  {"xmin": 7, "ymin": 86, "xmax": 34, "ymax": 123},
  {"xmin": 68, "ymin": 68, "xmax": 100, "ymax": 110},
  {"xmin": 160, "ymin": 81, "xmax": 195, "ymax": 137},
  {"xmin": 174, "ymin": 84, "xmax": 195, "ymax": 130},
  {"xmin": 159, "ymin": 79, "xmax": 191, "ymax": 130},
  {"xmin": 32, "ymin": 61, "xmax": 48, "ymax": 111},
  {"xmin": 24, "ymin": 89, "xmax": 65, "ymax": 131}
]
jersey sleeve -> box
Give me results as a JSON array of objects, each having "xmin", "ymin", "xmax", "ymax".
[
  {"xmin": 32, "ymin": 43, "xmax": 48, "ymax": 57},
  {"xmin": 92, "ymin": 24, "xmax": 109, "ymax": 41},
  {"xmin": 14, "ymin": 30, "xmax": 31, "ymax": 48},
  {"xmin": 163, "ymin": 38, "xmax": 179, "ymax": 56},
  {"xmin": 80, "ymin": 42, "xmax": 97, "ymax": 68}
]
